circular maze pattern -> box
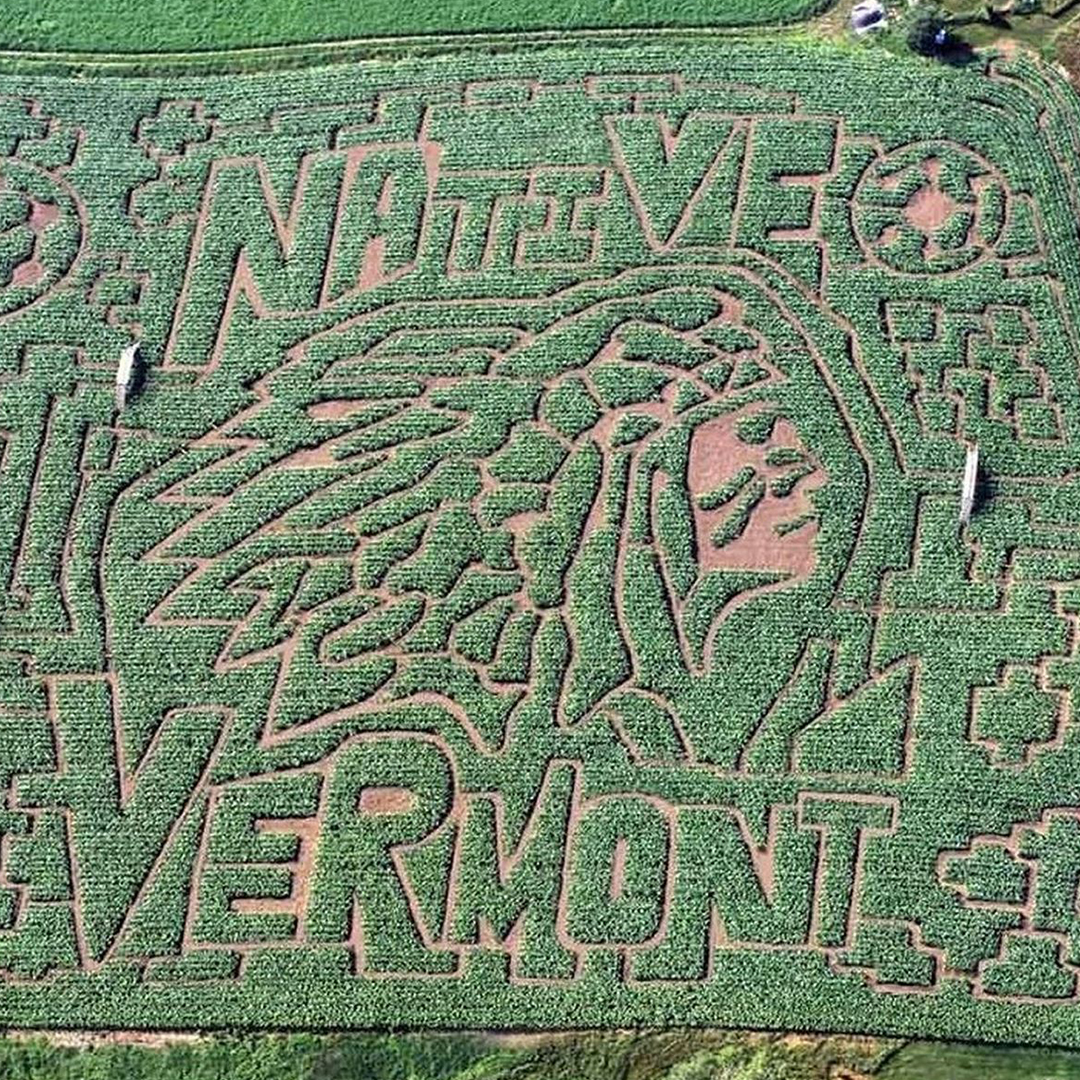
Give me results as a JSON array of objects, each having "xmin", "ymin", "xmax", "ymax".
[
  {"xmin": 0, "ymin": 158, "xmax": 81, "ymax": 316},
  {"xmin": 853, "ymin": 140, "xmax": 1010, "ymax": 275}
]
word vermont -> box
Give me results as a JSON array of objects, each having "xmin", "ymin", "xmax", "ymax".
[{"xmin": 183, "ymin": 736, "xmax": 897, "ymax": 980}]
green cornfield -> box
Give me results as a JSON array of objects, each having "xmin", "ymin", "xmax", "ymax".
[{"xmin": 2, "ymin": 34, "xmax": 1080, "ymax": 1052}]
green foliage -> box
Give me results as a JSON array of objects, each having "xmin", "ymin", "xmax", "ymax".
[
  {"xmin": 1, "ymin": 1029, "xmax": 1069, "ymax": 1080},
  {"xmin": 4, "ymin": 37, "xmax": 1080, "ymax": 1052},
  {"xmin": 0, "ymin": 0, "xmax": 835, "ymax": 54},
  {"xmin": 905, "ymin": 4, "xmax": 950, "ymax": 54}
]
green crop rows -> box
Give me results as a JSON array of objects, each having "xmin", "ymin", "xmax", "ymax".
[
  {"xmin": 3, "ymin": 39, "xmax": 1080, "ymax": 1046},
  {"xmin": 0, "ymin": 0, "xmax": 830, "ymax": 57}
]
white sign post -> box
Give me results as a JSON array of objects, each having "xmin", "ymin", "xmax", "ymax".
[
  {"xmin": 959, "ymin": 443, "xmax": 979, "ymax": 526},
  {"xmin": 115, "ymin": 343, "xmax": 139, "ymax": 411}
]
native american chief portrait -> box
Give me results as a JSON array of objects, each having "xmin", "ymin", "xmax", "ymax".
[{"xmin": 142, "ymin": 264, "xmax": 867, "ymax": 768}]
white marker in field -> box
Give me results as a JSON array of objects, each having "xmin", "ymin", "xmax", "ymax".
[
  {"xmin": 115, "ymin": 343, "xmax": 139, "ymax": 411},
  {"xmin": 959, "ymin": 442, "xmax": 979, "ymax": 526}
]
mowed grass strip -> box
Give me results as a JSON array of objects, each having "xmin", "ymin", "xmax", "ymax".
[{"xmin": 0, "ymin": 0, "xmax": 831, "ymax": 54}]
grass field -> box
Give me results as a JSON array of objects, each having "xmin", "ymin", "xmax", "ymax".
[
  {"xmin": 0, "ymin": 0, "xmax": 832, "ymax": 54},
  {"xmin": 5, "ymin": 18, "xmax": 1080, "ymax": 1057},
  {"xmin": 9, "ymin": 1029, "xmax": 1080, "ymax": 1078}
]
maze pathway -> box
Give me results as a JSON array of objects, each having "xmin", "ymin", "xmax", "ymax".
[{"xmin": 2, "ymin": 43, "xmax": 1080, "ymax": 1041}]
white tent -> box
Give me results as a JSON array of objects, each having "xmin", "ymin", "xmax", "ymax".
[{"xmin": 851, "ymin": 0, "xmax": 887, "ymax": 33}]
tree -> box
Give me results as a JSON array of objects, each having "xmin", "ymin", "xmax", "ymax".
[{"xmin": 907, "ymin": 3, "xmax": 949, "ymax": 52}]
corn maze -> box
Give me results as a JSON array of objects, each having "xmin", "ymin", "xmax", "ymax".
[{"xmin": 4, "ymin": 42, "xmax": 1080, "ymax": 1043}]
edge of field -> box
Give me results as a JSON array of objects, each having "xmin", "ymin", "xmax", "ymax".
[
  {"xmin": 6, "ymin": 1028, "xmax": 1080, "ymax": 1078},
  {"xmin": 0, "ymin": 23, "xmax": 843, "ymax": 75}
]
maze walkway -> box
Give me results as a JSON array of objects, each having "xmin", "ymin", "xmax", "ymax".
[{"xmin": 1, "ymin": 44, "xmax": 1080, "ymax": 1041}]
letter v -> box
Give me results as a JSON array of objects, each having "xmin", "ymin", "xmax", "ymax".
[
  {"xmin": 606, "ymin": 113, "xmax": 740, "ymax": 251},
  {"xmin": 24, "ymin": 678, "xmax": 231, "ymax": 968}
]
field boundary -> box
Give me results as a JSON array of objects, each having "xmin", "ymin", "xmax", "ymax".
[{"xmin": 0, "ymin": 25, "xmax": 838, "ymax": 76}]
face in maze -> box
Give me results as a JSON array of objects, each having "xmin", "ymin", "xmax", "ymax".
[
  {"xmin": 492, "ymin": 283, "xmax": 828, "ymax": 627},
  {"xmin": 149, "ymin": 270, "xmax": 859, "ymax": 762}
]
